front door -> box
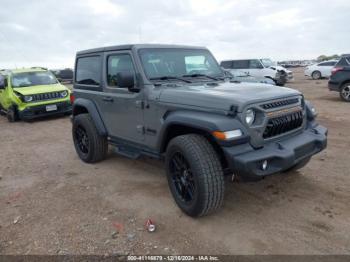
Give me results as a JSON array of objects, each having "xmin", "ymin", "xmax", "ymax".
[
  {"xmin": 98, "ymin": 51, "xmax": 144, "ymax": 143},
  {"xmin": 0, "ymin": 76, "xmax": 9, "ymax": 110},
  {"xmin": 248, "ymin": 59, "xmax": 264, "ymax": 77}
]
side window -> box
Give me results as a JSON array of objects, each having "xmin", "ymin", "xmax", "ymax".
[
  {"xmin": 336, "ymin": 58, "xmax": 350, "ymax": 66},
  {"xmin": 220, "ymin": 61, "xmax": 233, "ymax": 69},
  {"xmin": 232, "ymin": 60, "xmax": 249, "ymax": 69},
  {"xmin": 107, "ymin": 54, "xmax": 135, "ymax": 87},
  {"xmin": 318, "ymin": 62, "xmax": 330, "ymax": 66},
  {"xmin": 76, "ymin": 56, "xmax": 101, "ymax": 85},
  {"xmin": 249, "ymin": 60, "xmax": 263, "ymax": 69}
]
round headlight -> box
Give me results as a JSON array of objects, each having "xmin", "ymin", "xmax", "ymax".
[
  {"xmin": 24, "ymin": 95, "xmax": 33, "ymax": 102},
  {"xmin": 245, "ymin": 109, "xmax": 255, "ymax": 126},
  {"xmin": 60, "ymin": 90, "xmax": 68, "ymax": 98}
]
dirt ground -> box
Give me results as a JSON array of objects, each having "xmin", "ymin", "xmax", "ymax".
[{"xmin": 0, "ymin": 68, "xmax": 349, "ymax": 255}]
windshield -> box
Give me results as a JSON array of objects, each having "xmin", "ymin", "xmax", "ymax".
[
  {"xmin": 139, "ymin": 48, "xmax": 224, "ymax": 80},
  {"xmin": 260, "ymin": 59, "xmax": 276, "ymax": 67},
  {"xmin": 11, "ymin": 71, "xmax": 58, "ymax": 87}
]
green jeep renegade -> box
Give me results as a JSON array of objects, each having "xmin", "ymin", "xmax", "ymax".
[{"xmin": 0, "ymin": 68, "xmax": 72, "ymax": 122}]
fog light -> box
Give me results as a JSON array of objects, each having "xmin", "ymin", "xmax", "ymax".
[{"xmin": 262, "ymin": 160, "xmax": 268, "ymax": 171}]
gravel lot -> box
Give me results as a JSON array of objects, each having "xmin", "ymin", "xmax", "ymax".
[{"xmin": 0, "ymin": 68, "xmax": 349, "ymax": 255}]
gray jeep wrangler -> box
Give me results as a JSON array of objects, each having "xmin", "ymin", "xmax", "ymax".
[{"xmin": 71, "ymin": 44, "xmax": 327, "ymax": 217}]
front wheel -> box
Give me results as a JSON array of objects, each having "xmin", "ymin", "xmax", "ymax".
[
  {"xmin": 165, "ymin": 134, "xmax": 224, "ymax": 217},
  {"xmin": 340, "ymin": 83, "xmax": 350, "ymax": 102},
  {"xmin": 72, "ymin": 114, "xmax": 108, "ymax": 163},
  {"xmin": 7, "ymin": 106, "xmax": 19, "ymax": 122}
]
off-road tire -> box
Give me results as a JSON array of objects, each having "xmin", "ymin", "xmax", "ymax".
[
  {"xmin": 165, "ymin": 134, "xmax": 224, "ymax": 217},
  {"xmin": 283, "ymin": 157, "xmax": 311, "ymax": 173},
  {"xmin": 7, "ymin": 106, "xmax": 18, "ymax": 122},
  {"xmin": 312, "ymin": 71, "xmax": 321, "ymax": 80},
  {"xmin": 0, "ymin": 104, "xmax": 5, "ymax": 115},
  {"xmin": 72, "ymin": 113, "xmax": 108, "ymax": 163},
  {"xmin": 340, "ymin": 82, "xmax": 350, "ymax": 102}
]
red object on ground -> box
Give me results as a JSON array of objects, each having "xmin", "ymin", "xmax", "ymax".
[
  {"xmin": 145, "ymin": 219, "xmax": 156, "ymax": 232},
  {"xmin": 112, "ymin": 222, "xmax": 124, "ymax": 233}
]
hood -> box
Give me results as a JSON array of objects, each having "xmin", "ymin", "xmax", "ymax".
[
  {"xmin": 271, "ymin": 65, "xmax": 291, "ymax": 73},
  {"xmin": 234, "ymin": 76, "xmax": 276, "ymax": 85},
  {"xmin": 159, "ymin": 81, "xmax": 300, "ymax": 112},
  {"xmin": 13, "ymin": 83, "xmax": 68, "ymax": 95}
]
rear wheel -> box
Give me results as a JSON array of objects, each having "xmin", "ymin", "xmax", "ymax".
[
  {"xmin": 340, "ymin": 83, "xmax": 350, "ymax": 102},
  {"xmin": 312, "ymin": 71, "xmax": 321, "ymax": 80},
  {"xmin": 72, "ymin": 114, "xmax": 108, "ymax": 163},
  {"xmin": 165, "ymin": 134, "xmax": 224, "ymax": 217}
]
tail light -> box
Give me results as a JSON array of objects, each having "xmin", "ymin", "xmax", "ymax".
[
  {"xmin": 331, "ymin": 67, "xmax": 344, "ymax": 75},
  {"xmin": 70, "ymin": 93, "xmax": 75, "ymax": 104}
]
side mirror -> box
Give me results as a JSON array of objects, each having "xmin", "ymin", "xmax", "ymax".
[
  {"xmin": 0, "ymin": 75, "xmax": 5, "ymax": 89},
  {"xmin": 116, "ymin": 71, "xmax": 139, "ymax": 92}
]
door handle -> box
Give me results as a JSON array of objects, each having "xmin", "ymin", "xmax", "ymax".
[{"xmin": 102, "ymin": 97, "xmax": 114, "ymax": 103}]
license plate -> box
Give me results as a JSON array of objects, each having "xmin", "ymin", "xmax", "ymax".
[{"xmin": 46, "ymin": 104, "xmax": 57, "ymax": 112}]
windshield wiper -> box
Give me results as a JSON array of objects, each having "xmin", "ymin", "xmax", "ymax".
[
  {"xmin": 182, "ymin": 73, "xmax": 221, "ymax": 81},
  {"xmin": 150, "ymin": 76, "xmax": 192, "ymax": 83}
]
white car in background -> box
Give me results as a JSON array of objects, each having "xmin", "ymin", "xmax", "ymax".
[
  {"xmin": 220, "ymin": 58, "xmax": 293, "ymax": 86},
  {"xmin": 260, "ymin": 58, "xmax": 294, "ymax": 81},
  {"xmin": 304, "ymin": 60, "xmax": 338, "ymax": 79}
]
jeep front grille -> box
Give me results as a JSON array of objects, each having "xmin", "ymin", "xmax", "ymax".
[
  {"xmin": 32, "ymin": 92, "xmax": 62, "ymax": 102},
  {"xmin": 263, "ymin": 110, "xmax": 303, "ymax": 139},
  {"xmin": 260, "ymin": 98, "xmax": 299, "ymax": 110}
]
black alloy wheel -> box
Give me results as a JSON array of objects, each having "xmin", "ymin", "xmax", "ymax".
[
  {"xmin": 74, "ymin": 125, "xmax": 90, "ymax": 155},
  {"xmin": 169, "ymin": 151, "xmax": 196, "ymax": 203}
]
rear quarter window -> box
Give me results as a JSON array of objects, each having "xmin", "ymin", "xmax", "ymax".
[
  {"xmin": 76, "ymin": 56, "xmax": 101, "ymax": 86},
  {"xmin": 318, "ymin": 61, "xmax": 335, "ymax": 66}
]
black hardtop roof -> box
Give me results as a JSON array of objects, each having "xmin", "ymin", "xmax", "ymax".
[{"xmin": 76, "ymin": 44, "xmax": 207, "ymax": 56}]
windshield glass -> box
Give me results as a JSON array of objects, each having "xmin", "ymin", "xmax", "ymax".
[
  {"xmin": 11, "ymin": 71, "xmax": 58, "ymax": 87},
  {"xmin": 260, "ymin": 59, "xmax": 276, "ymax": 67},
  {"xmin": 139, "ymin": 48, "xmax": 223, "ymax": 80}
]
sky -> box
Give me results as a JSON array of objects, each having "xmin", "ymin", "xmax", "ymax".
[{"xmin": 0, "ymin": 0, "xmax": 349, "ymax": 69}]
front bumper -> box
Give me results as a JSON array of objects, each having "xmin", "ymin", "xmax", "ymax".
[
  {"xmin": 18, "ymin": 101, "xmax": 72, "ymax": 120},
  {"xmin": 304, "ymin": 69, "xmax": 311, "ymax": 77},
  {"xmin": 223, "ymin": 124, "xmax": 327, "ymax": 178},
  {"xmin": 275, "ymin": 74, "xmax": 288, "ymax": 85}
]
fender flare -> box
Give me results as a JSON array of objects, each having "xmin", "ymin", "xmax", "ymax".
[
  {"xmin": 157, "ymin": 110, "xmax": 248, "ymax": 151},
  {"xmin": 72, "ymin": 98, "xmax": 107, "ymax": 136}
]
